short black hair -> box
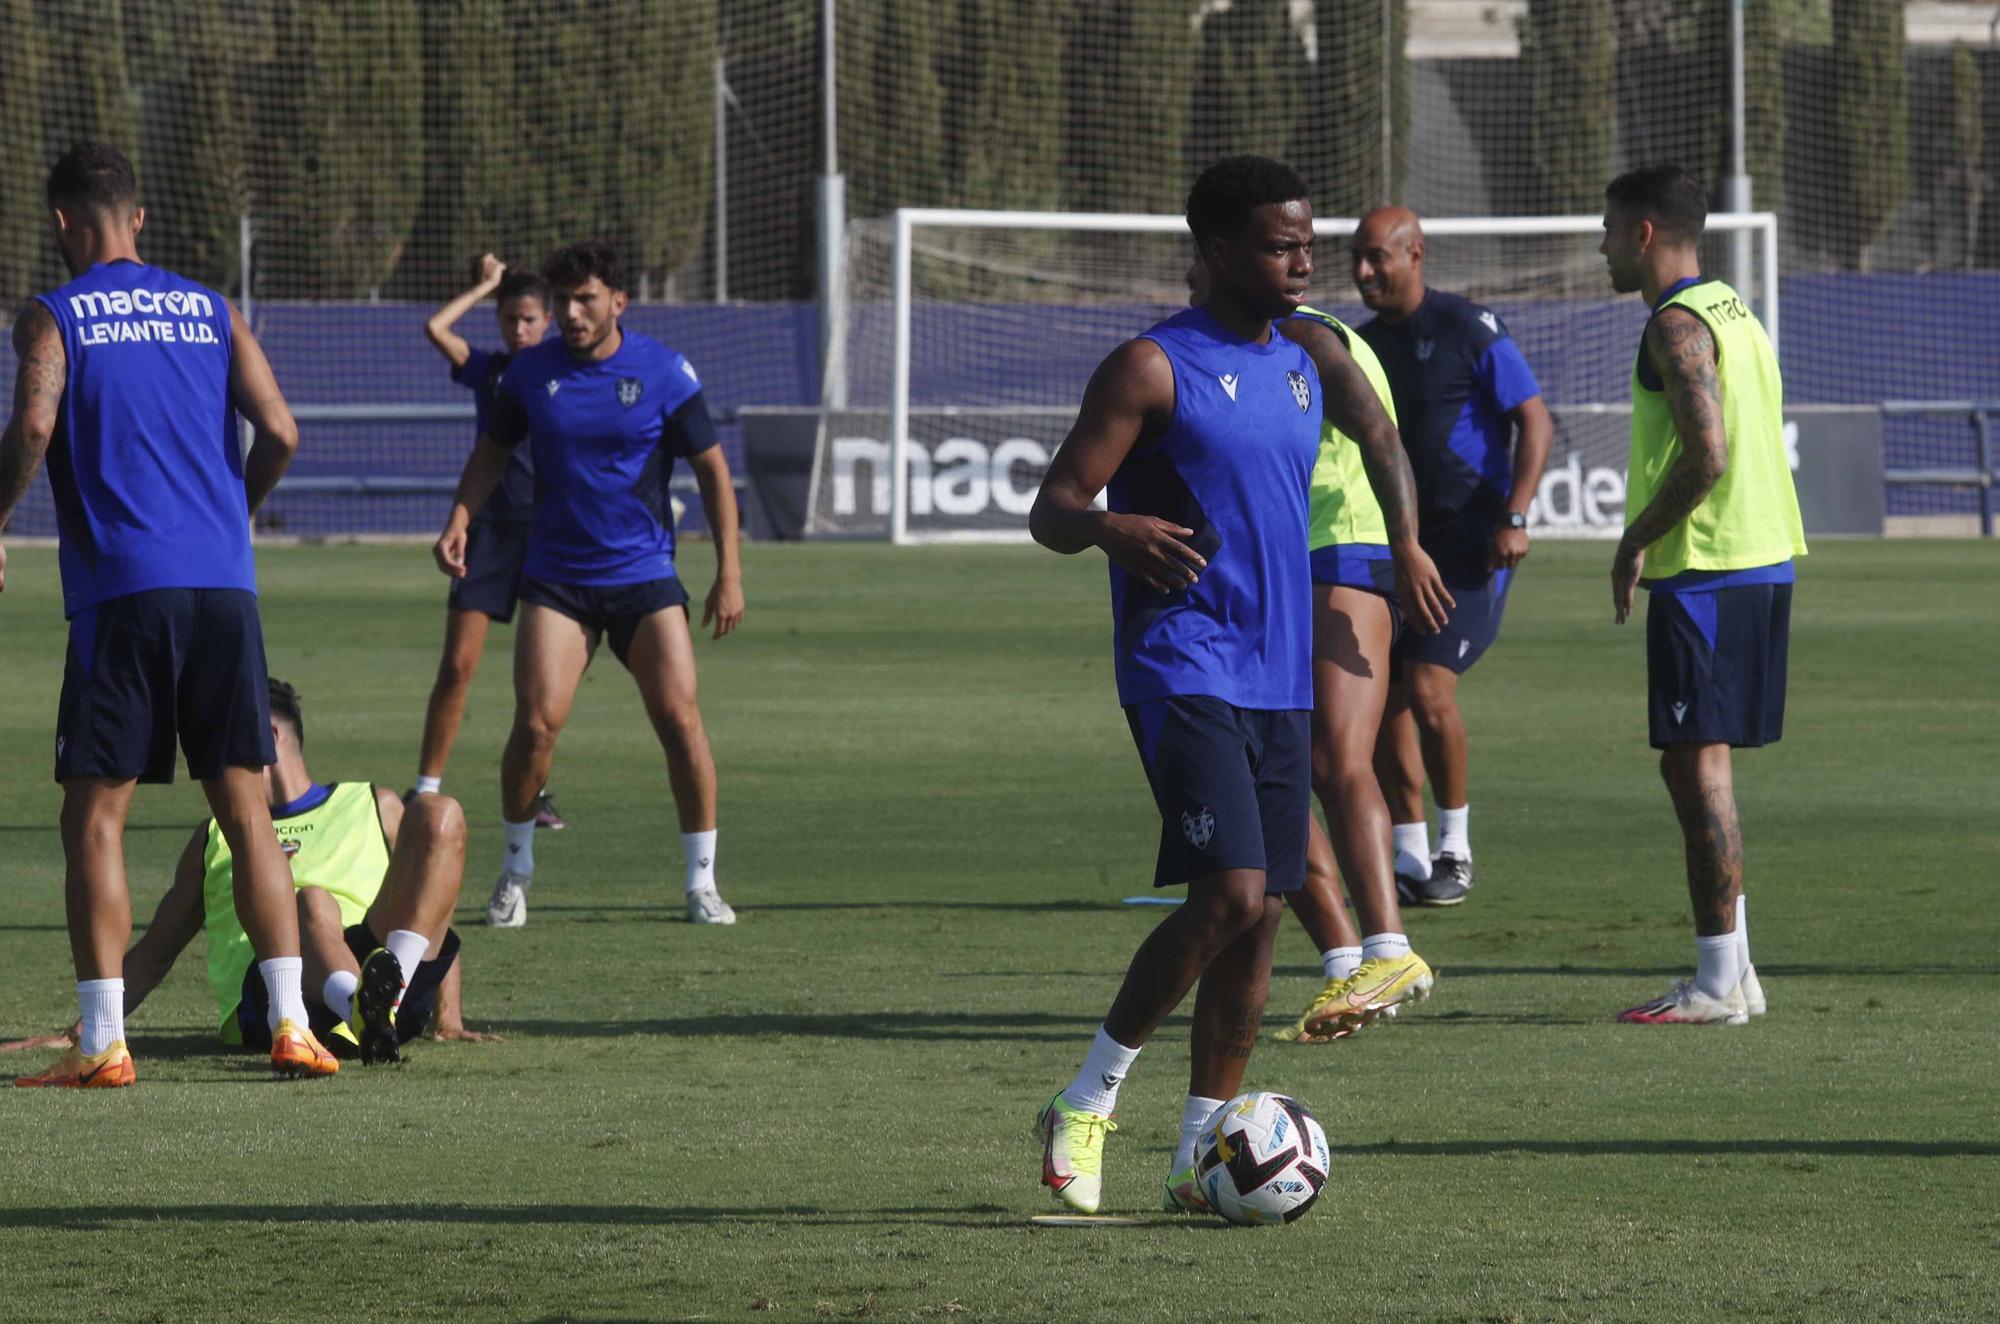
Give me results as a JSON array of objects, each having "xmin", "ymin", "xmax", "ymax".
[
  {"xmin": 268, "ymin": 677, "xmax": 304, "ymax": 747},
  {"xmin": 496, "ymin": 269, "xmax": 551, "ymax": 311},
  {"xmin": 1186, "ymin": 155, "xmax": 1311, "ymax": 247},
  {"xmin": 544, "ymin": 239, "xmax": 625, "ymax": 294},
  {"xmin": 1605, "ymin": 164, "xmax": 1708, "ymax": 243},
  {"xmin": 46, "ymin": 143, "xmax": 137, "ymax": 216}
]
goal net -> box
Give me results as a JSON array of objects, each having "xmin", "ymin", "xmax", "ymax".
[{"xmin": 808, "ymin": 208, "xmax": 1779, "ymax": 543}]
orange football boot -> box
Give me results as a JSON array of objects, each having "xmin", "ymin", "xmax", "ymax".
[
  {"xmin": 14, "ymin": 1039, "xmax": 136, "ymax": 1089},
  {"xmin": 270, "ymin": 1019, "xmax": 340, "ymax": 1077}
]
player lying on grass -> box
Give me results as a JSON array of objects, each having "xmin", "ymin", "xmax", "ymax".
[{"xmin": 11, "ymin": 679, "xmax": 498, "ymax": 1077}]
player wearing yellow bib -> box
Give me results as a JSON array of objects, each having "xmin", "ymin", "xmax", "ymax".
[
  {"xmin": 86, "ymin": 680, "xmax": 489, "ymax": 1065},
  {"xmin": 1272, "ymin": 304, "xmax": 1446, "ymax": 1044},
  {"xmin": 1599, "ymin": 165, "xmax": 1806, "ymax": 1026}
]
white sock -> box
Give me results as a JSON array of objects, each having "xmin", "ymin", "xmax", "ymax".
[
  {"xmin": 258, "ymin": 956, "xmax": 310, "ymax": 1030},
  {"xmin": 323, "ymin": 969, "xmax": 358, "ymax": 1020},
  {"xmin": 1362, "ymin": 932, "xmax": 1411, "ymax": 963},
  {"xmin": 1321, "ymin": 946, "xmax": 1363, "ymax": 981},
  {"xmin": 1694, "ymin": 933, "xmax": 1746, "ymax": 1001},
  {"xmin": 1736, "ymin": 895, "xmax": 1751, "ymax": 968},
  {"xmin": 1175, "ymin": 1094, "xmax": 1225, "ymax": 1171},
  {"xmin": 503, "ymin": 816, "xmax": 535, "ymax": 877},
  {"xmin": 383, "ymin": 929, "xmax": 429, "ymax": 999},
  {"xmin": 1062, "ymin": 1026, "xmax": 1141, "ymax": 1116},
  {"xmin": 1392, "ymin": 822, "xmax": 1431, "ymax": 879},
  {"xmin": 683, "ymin": 829, "xmax": 718, "ymax": 895},
  {"xmin": 77, "ymin": 978, "xmax": 125, "ymax": 1057},
  {"xmin": 413, "ymin": 775, "xmax": 441, "ymax": 796},
  {"xmin": 1437, "ymin": 805, "xmax": 1470, "ymax": 859}
]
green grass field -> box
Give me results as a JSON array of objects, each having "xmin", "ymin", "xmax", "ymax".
[{"xmin": 1, "ymin": 540, "xmax": 1996, "ymax": 1323}]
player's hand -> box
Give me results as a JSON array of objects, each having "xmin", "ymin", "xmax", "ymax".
[
  {"xmin": 1097, "ymin": 513, "xmax": 1206, "ymax": 593},
  {"xmin": 1612, "ymin": 538, "xmax": 1645, "ymax": 624},
  {"xmin": 702, "ymin": 574, "xmax": 745, "ymax": 639},
  {"xmin": 1392, "ymin": 541, "xmax": 1455, "ymax": 635},
  {"xmin": 431, "ymin": 1022, "xmax": 504, "ymax": 1044},
  {"xmin": 474, "ymin": 253, "xmax": 506, "ymax": 287},
  {"xmin": 0, "ymin": 1024, "xmax": 77, "ymax": 1053},
  {"xmin": 433, "ymin": 522, "xmax": 469, "ymax": 579},
  {"xmin": 1488, "ymin": 524, "xmax": 1530, "ymax": 571}
]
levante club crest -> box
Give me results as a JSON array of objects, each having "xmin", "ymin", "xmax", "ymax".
[
  {"xmin": 1286, "ymin": 370, "xmax": 1311, "ymax": 412},
  {"xmin": 617, "ymin": 377, "xmax": 644, "ymax": 407}
]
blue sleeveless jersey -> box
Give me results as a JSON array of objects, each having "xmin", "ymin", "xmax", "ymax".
[
  {"xmin": 35, "ymin": 260, "xmax": 252, "ymax": 617},
  {"xmin": 1109, "ymin": 307, "xmax": 1320, "ymax": 711}
]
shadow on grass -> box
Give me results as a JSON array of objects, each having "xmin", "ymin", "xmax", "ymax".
[
  {"xmin": 0, "ymin": 1202, "xmax": 1038, "ymax": 1231},
  {"xmin": 485, "ymin": 1010, "xmax": 1104, "ymax": 1041},
  {"xmin": 467, "ymin": 900, "xmax": 1120, "ymax": 921},
  {"xmin": 1323, "ymin": 964, "xmax": 2000, "ymax": 980},
  {"xmin": 1335, "ymin": 1139, "xmax": 2000, "ymax": 1159}
]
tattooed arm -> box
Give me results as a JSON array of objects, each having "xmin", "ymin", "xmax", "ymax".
[
  {"xmin": 1612, "ymin": 308, "xmax": 1727, "ymax": 623},
  {"xmin": 0, "ymin": 302, "xmax": 67, "ymax": 594},
  {"xmin": 1278, "ymin": 316, "xmax": 1454, "ymax": 633}
]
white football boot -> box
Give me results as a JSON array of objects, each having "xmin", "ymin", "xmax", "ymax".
[
  {"xmin": 486, "ymin": 870, "xmax": 530, "ymax": 928},
  {"xmin": 685, "ymin": 886, "xmax": 737, "ymax": 925},
  {"xmin": 1738, "ymin": 965, "xmax": 1767, "ymax": 1016}
]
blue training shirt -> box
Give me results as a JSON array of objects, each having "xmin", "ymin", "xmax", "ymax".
[
  {"xmin": 34, "ymin": 259, "xmax": 253, "ymax": 618},
  {"xmin": 454, "ymin": 348, "xmax": 535, "ymax": 523},
  {"xmin": 487, "ymin": 330, "xmax": 716, "ymax": 587},
  {"xmin": 1108, "ymin": 307, "xmax": 1320, "ymax": 712},
  {"xmin": 1357, "ymin": 289, "xmax": 1541, "ymax": 581}
]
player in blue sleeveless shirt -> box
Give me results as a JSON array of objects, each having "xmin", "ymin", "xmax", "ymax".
[
  {"xmin": 410, "ymin": 254, "xmax": 567, "ymax": 829},
  {"xmin": 1029, "ymin": 157, "xmax": 1321, "ymax": 1215},
  {"xmin": 0, "ymin": 145, "xmax": 338, "ymax": 1085},
  {"xmin": 436, "ymin": 240, "xmax": 745, "ymax": 930}
]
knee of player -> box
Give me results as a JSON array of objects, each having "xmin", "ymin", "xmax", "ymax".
[
  {"xmin": 513, "ymin": 710, "xmax": 564, "ymax": 750},
  {"xmin": 295, "ymin": 885, "xmax": 339, "ymax": 925},
  {"xmin": 649, "ymin": 700, "xmax": 705, "ymax": 747},
  {"xmin": 434, "ymin": 650, "xmax": 480, "ymax": 692},
  {"xmin": 406, "ymin": 793, "xmax": 468, "ymax": 850}
]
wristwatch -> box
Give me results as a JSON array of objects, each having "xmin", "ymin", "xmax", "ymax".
[{"xmin": 1503, "ymin": 511, "xmax": 1528, "ymax": 529}]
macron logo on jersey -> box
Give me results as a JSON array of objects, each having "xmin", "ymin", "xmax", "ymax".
[
  {"xmin": 67, "ymin": 286, "xmax": 221, "ymax": 347},
  {"xmin": 1218, "ymin": 372, "xmax": 1239, "ymax": 401},
  {"xmin": 546, "ymin": 380, "xmax": 561, "ymax": 397},
  {"xmin": 680, "ymin": 360, "xmax": 700, "ymax": 387},
  {"xmin": 1479, "ymin": 311, "xmax": 1499, "ymax": 334}
]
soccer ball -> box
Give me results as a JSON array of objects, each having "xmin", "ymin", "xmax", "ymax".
[{"xmin": 1194, "ymin": 1092, "xmax": 1331, "ymax": 1226}]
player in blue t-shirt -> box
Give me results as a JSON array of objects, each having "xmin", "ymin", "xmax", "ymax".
[
  {"xmin": 0, "ymin": 144, "xmax": 338, "ymax": 1085},
  {"xmin": 1351, "ymin": 207, "xmax": 1553, "ymax": 906},
  {"xmin": 1029, "ymin": 157, "xmax": 1323, "ymax": 1216},
  {"xmin": 435, "ymin": 240, "xmax": 744, "ymax": 929},
  {"xmin": 410, "ymin": 254, "xmax": 567, "ymax": 828}
]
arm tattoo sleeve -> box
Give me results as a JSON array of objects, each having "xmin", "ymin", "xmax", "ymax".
[
  {"xmin": 0, "ymin": 303, "xmax": 64, "ymax": 521},
  {"xmin": 1624, "ymin": 310, "xmax": 1727, "ymax": 552}
]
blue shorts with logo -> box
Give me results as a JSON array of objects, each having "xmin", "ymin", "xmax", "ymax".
[
  {"xmin": 1395, "ymin": 567, "xmax": 1512, "ymax": 674},
  {"xmin": 519, "ymin": 575, "xmax": 690, "ymax": 666},
  {"xmin": 1645, "ymin": 579, "xmax": 1791, "ymax": 750},
  {"xmin": 55, "ymin": 588, "xmax": 275, "ymax": 784},
  {"xmin": 448, "ymin": 517, "xmax": 533, "ymax": 622},
  {"xmin": 1124, "ymin": 696, "xmax": 1310, "ymax": 894}
]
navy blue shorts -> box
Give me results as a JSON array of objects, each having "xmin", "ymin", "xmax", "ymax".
[
  {"xmin": 518, "ymin": 575, "xmax": 689, "ymax": 666},
  {"xmin": 1309, "ymin": 544, "xmax": 1405, "ymax": 648},
  {"xmin": 448, "ymin": 518, "xmax": 533, "ymax": 622},
  {"xmin": 238, "ymin": 924, "xmax": 461, "ymax": 1049},
  {"xmin": 1395, "ymin": 567, "xmax": 1512, "ymax": 674},
  {"xmin": 1124, "ymin": 696, "xmax": 1310, "ymax": 894},
  {"xmin": 1646, "ymin": 583, "xmax": 1791, "ymax": 749},
  {"xmin": 54, "ymin": 588, "xmax": 275, "ymax": 784}
]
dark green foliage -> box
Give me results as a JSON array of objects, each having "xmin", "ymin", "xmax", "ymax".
[
  {"xmin": 1744, "ymin": 0, "xmax": 1785, "ymax": 212},
  {"xmin": 123, "ymin": 0, "xmax": 250, "ymax": 293},
  {"xmin": 1521, "ymin": 0, "xmax": 1615, "ymax": 213},
  {"xmin": 1062, "ymin": 0, "xmax": 1193, "ymax": 214},
  {"xmin": 839, "ymin": 0, "xmax": 951, "ymax": 218},
  {"xmin": 393, "ymin": 1, "xmax": 521, "ymax": 298},
  {"xmin": 1830, "ymin": 0, "xmax": 1908, "ymax": 269},
  {"xmin": 0, "ymin": 0, "xmax": 47, "ymax": 304},
  {"xmin": 1189, "ymin": 0, "xmax": 1309, "ymax": 176},
  {"xmin": 1945, "ymin": 43, "xmax": 1983, "ymax": 267},
  {"xmin": 250, "ymin": 0, "xmax": 423, "ymax": 297},
  {"xmin": 952, "ymin": 0, "xmax": 1065, "ymax": 212},
  {"xmin": 1301, "ymin": 0, "xmax": 1410, "ymax": 216}
]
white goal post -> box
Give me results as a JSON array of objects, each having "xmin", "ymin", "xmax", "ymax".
[{"xmin": 811, "ymin": 208, "xmax": 1779, "ymax": 544}]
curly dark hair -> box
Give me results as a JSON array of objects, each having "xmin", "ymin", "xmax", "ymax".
[
  {"xmin": 543, "ymin": 239, "xmax": 626, "ymax": 294},
  {"xmin": 1186, "ymin": 155, "xmax": 1310, "ymax": 247},
  {"xmin": 46, "ymin": 142, "xmax": 137, "ymax": 215},
  {"xmin": 268, "ymin": 677, "xmax": 304, "ymax": 747}
]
